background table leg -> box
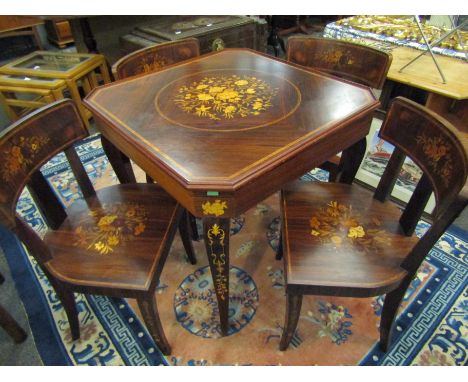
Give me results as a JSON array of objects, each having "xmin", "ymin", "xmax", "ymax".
[
  {"xmin": 202, "ymin": 217, "xmax": 230, "ymax": 336},
  {"xmin": 338, "ymin": 137, "xmax": 368, "ymax": 184}
]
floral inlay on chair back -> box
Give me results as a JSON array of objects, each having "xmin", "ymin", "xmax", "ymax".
[
  {"xmin": 73, "ymin": 202, "xmax": 147, "ymax": 255},
  {"xmin": 137, "ymin": 54, "xmax": 170, "ymax": 74},
  {"xmin": 308, "ymin": 200, "xmax": 392, "ymax": 254},
  {"xmin": 112, "ymin": 38, "xmax": 200, "ymax": 80},
  {"xmin": 1, "ymin": 135, "xmax": 50, "ymax": 183},
  {"xmin": 415, "ymin": 133, "xmax": 453, "ymax": 187},
  {"xmin": 0, "ymin": 100, "xmax": 88, "ymax": 226},
  {"xmin": 174, "ymin": 75, "xmax": 279, "ymax": 120},
  {"xmin": 286, "ymin": 36, "xmax": 392, "ymax": 89},
  {"xmin": 379, "ymin": 97, "xmax": 467, "ymax": 215}
]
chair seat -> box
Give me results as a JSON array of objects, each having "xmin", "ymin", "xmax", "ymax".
[
  {"xmin": 45, "ymin": 183, "xmax": 178, "ymax": 292},
  {"xmin": 282, "ymin": 181, "xmax": 417, "ymax": 297}
]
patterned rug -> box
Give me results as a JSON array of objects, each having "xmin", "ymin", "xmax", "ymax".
[{"xmin": 1, "ymin": 134, "xmax": 466, "ymax": 366}]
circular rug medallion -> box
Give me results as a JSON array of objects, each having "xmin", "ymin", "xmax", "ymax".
[{"xmin": 174, "ymin": 266, "xmax": 259, "ymax": 338}]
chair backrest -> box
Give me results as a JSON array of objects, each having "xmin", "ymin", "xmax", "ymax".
[
  {"xmin": 286, "ymin": 36, "xmax": 392, "ymax": 89},
  {"xmin": 112, "ymin": 38, "xmax": 200, "ymax": 80},
  {"xmin": 374, "ymin": 97, "xmax": 467, "ymax": 235},
  {"xmin": 0, "ymin": 99, "xmax": 93, "ymax": 263}
]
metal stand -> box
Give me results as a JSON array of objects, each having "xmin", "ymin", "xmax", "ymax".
[{"xmin": 399, "ymin": 16, "xmax": 468, "ymax": 84}]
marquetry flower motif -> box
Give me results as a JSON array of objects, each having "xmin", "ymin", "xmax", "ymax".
[
  {"xmin": 202, "ymin": 200, "xmax": 227, "ymax": 217},
  {"xmin": 1, "ymin": 135, "xmax": 50, "ymax": 183},
  {"xmin": 320, "ymin": 49, "xmax": 354, "ymax": 66},
  {"xmin": 206, "ymin": 223, "xmax": 228, "ymax": 300},
  {"xmin": 415, "ymin": 133, "xmax": 453, "ymax": 187},
  {"xmin": 174, "ymin": 75, "xmax": 278, "ymax": 121},
  {"xmin": 137, "ymin": 55, "xmax": 169, "ymax": 74},
  {"xmin": 73, "ymin": 202, "xmax": 147, "ymax": 255},
  {"xmin": 308, "ymin": 200, "xmax": 392, "ymax": 254}
]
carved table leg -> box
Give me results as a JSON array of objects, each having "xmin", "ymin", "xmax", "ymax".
[{"xmin": 203, "ymin": 217, "xmax": 230, "ymax": 336}]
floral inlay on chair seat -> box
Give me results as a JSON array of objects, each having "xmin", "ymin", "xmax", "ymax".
[
  {"xmin": 73, "ymin": 202, "xmax": 147, "ymax": 255},
  {"xmin": 309, "ymin": 200, "xmax": 393, "ymax": 254}
]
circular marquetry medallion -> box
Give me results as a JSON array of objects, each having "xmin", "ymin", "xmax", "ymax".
[
  {"xmin": 155, "ymin": 69, "xmax": 301, "ymax": 132},
  {"xmin": 174, "ymin": 266, "xmax": 259, "ymax": 338}
]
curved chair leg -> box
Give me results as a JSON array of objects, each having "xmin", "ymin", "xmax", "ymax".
[
  {"xmin": 0, "ymin": 303, "xmax": 27, "ymax": 343},
  {"xmin": 179, "ymin": 209, "xmax": 197, "ymax": 264},
  {"xmin": 138, "ymin": 295, "xmax": 171, "ymax": 355},
  {"xmin": 379, "ymin": 275, "xmax": 412, "ymax": 352},
  {"xmin": 276, "ymin": 230, "xmax": 283, "ymax": 260},
  {"xmin": 279, "ymin": 293, "xmax": 303, "ymax": 351},
  {"xmin": 51, "ymin": 279, "xmax": 80, "ymax": 341},
  {"xmin": 188, "ymin": 213, "xmax": 199, "ymax": 241}
]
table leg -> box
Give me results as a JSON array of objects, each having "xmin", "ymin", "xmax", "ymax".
[
  {"xmin": 81, "ymin": 76, "xmax": 92, "ymax": 95},
  {"xmin": 65, "ymin": 79, "xmax": 90, "ymax": 128},
  {"xmin": 88, "ymin": 70, "xmax": 99, "ymax": 90},
  {"xmin": 202, "ymin": 217, "xmax": 230, "ymax": 336},
  {"xmin": 51, "ymin": 88, "xmax": 65, "ymax": 101},
  {"xmin": 0, "ymin": 91, "xmax": 19, "ymax": 121},
  {"xmin": 99, "ymin": 62, "xmax": 112, "ymax": 84},
  {"xmin": 338, "ymin": 137, "xmax": 367, "ymax": 184},
  {"xmin": 79, "ymin": 18, "xmax": 99, "ymax": 53},
  {"xmin": 100, "ymin": 135, "xmax": 137, "ymax": 184}
]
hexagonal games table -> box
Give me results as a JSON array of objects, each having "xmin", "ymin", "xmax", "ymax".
[{"xmin": 84, "ymin": 49, "xmax": 379, "ymax": 335}]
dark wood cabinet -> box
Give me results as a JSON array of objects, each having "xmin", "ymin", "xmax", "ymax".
[
  {"xmin": 120, "ymin": 16, "xmax": 267, "ymax": 56},
  {"xmin": 44, "ymin": 19, "xmax": 74, "ymax": 48}
]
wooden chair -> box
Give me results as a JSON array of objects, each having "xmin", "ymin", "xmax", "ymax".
[
  {"xmin": 111, "ymin": 38, "xmax": 201, "ymax": 240},
  {"xmin": 0, "ymin": 99, "xmax": 197, "ymax": 355},
  {"xmin": 277, "ymin": 97, "xmax": 467, "ymax": 351},
  {"xmin": 286, "ymin": 36, "xmax": 392, "ymax": 182},
  {"xmin": 0, "ymin": 271, "xmax": 27, "ymax": 343}
]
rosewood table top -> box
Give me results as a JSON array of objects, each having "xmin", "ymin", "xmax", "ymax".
[
  {"xmin": 84, "ymin": 48, "xmax": 379, "ymax": 336},
  {"xmin": 84, "ymin": 49, "xmax": 378, "ymax": 217}
]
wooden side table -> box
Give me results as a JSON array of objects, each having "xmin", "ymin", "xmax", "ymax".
[
  {"xmin": 0, "ymin": 75, "xmax": 66, "ymax": 121},
  {"xmin": 0, "ymin": 51, "xmax": 111, "ymax": 127}
]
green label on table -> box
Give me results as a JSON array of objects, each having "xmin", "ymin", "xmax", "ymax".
[{"xmin": 207, "ymin": 191, "xmax": 219, "ymax": 196}]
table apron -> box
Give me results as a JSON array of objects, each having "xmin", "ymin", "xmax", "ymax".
[
  {"xmin": 94, "ymin": 111, "xmax": 373, "ymax": 217},
  {"xmin": 206, "ymin": 113, "xmax": 374, "ymax": 217}
]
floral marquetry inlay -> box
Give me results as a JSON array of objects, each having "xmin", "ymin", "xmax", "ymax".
[
  {"xmin": 206, "ymin": 223, "xmax": 228, "ymax": 300},
  {"xmin": 308, "ymin": 201, "xmax": 393, "ymax": 254},
  {"xmin": 137, "ymin": 55, "xmax": 169, "ymax": 74},
  {"xmin": 415, "ymin": 133, "xmax": 453, "ymax": 187},
  {"xmin": 320, "ymin": 49, "xmax": 355, "ymax": 66},
  {"xmin": 2, "ymin": 135, "xmax": 50, "ymax": 182},
  {"xmin": 73, "ymin": 202, "xmax": 147, "ymax": 255},
  {"xmin": 173, "ymin": 75, "xmax": 278, "ymax": 121},
  {"xmin": 202, "ymin": 200, "xmax": 227, "ymax": 217}
]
